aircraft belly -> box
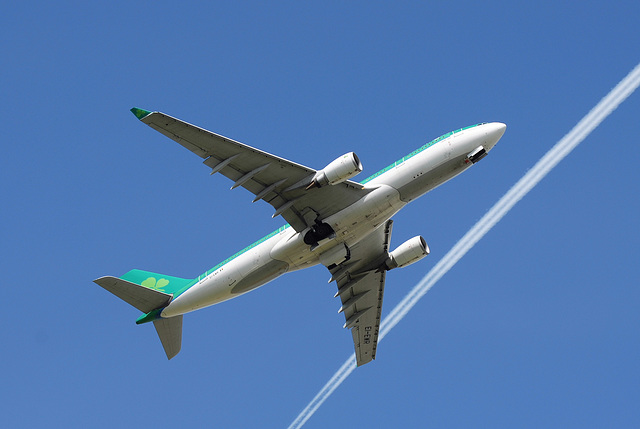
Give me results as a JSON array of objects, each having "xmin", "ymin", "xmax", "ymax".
[
  {"xmin": 230, "ymin": 258, "xmax": 289, "ymax": 295},
  {"xmin": 162, "ymin": 239, "xmax": 286, "ymax": 317},
  {"xmin": 328, "ymin": 184, "xmax": 404, "ymax": 246},
  {"xmin": 397, "ymin": 154, "xmax": 471, "ymax": 201},
  {"xmin": 269, "ymin": 185, "xmax": 405, "ymax": 270},
  {"xmin": 270, "ymin": 228, "xmax": 320, "ymax": 269}
]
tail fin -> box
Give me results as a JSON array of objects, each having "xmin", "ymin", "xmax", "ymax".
[
  {"xmin": 118, "ymin": 269, "xmax": 194, "ymax": 297},
  {"xmin": 94, "ymin": 269, "xmax": 194, "ymax": 360}
]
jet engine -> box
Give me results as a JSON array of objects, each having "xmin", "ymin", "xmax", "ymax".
[
  {"xmin": 309, "ymin": 152, "xmax": 363, "ymax": 188},
  {"xmin": 385, "ymin": 236, "xmax": 430, "ymax": 270}
]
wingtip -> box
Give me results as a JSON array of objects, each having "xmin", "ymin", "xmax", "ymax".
[{"xmin": 130, "ymin": 107, "xmax": 152, "ymax": 120}]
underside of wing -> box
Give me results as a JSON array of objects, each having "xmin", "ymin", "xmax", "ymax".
[
  {"xmin": 134, "ymin": 109, "xmax": 372, "ymax": 232},
  {"xmin": 329, "ymin": 220, "xmax": 394, "ymax": 366}
]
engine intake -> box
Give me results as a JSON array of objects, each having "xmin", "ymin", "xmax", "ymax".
[
  {"xmin": 309, "ymin": 152, "xmax": 363, "ymax": 188},
  {"xmin": 385, "ymin": 236, "xmax": 430, "ymax": 270}
]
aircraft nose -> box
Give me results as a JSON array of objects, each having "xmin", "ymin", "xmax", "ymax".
[{"xmin": 484, "ymin": 122, "xmax": 506, "ymax": 150}]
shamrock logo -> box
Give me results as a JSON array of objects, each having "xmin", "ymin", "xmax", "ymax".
[{"xmin": 141, "ymin": 277, "xmax": 170, "ymax": 291}]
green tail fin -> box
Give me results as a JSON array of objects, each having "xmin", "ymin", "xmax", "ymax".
[
  {"xmin": 94, "ymin": 276, "xmax": 172, "ymax": 313},
  {"xmin": 119, "ymin": 269, "xmax": 194, "ymax": 297}
]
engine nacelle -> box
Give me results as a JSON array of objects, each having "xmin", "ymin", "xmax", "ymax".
[
  {"xmin": 311, "ymin": 152, "xmax": 363, "ymax": 187},
  {"xmin": 385, "ymin": 236, "xmax": 430, "ymax": 270}
]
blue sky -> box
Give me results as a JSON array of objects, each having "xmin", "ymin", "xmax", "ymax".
[{"xmin": 2, "ymin": 2, "xmax": 639, "ymax": 427}]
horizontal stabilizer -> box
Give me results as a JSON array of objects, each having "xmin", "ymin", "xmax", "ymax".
[
  {"xmin": 154, "ymin": 315, "xmax": 183, "ymax": 360},
  {"xmin": 94, "ymin": 276, "xmax": 172, "ymax": 313}
]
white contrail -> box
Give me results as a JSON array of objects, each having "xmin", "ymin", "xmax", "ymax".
[{"xmin": 289, "ymin": 63, "xmax": 640, "ymax": 429}]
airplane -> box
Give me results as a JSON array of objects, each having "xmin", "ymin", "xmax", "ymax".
[{"xmin": 95, "ymin": 108, "xmax": 506, "ymax": 366}]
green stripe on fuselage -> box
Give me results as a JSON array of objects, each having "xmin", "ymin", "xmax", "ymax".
[{"xmin": 193, "ymin": 224, "xmax": 290, "ymax": 283}]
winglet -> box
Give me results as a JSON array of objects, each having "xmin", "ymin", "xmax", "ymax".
[{"xmin": 130, "ymin": 107, "xmax": 152, "ymax": 120}]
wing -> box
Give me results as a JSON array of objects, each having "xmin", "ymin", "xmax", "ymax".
[
  {"xmin": 132, "ymin": 108, "xmax": 372, "ymax": 232},
  {"xmin": 328, "ymin": 220, "xmax": 394, "ymax": 366}
]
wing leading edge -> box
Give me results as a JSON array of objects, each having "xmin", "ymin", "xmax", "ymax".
[{"xmin": 133, "ymin": 109, "xmax": 372, "ymax": 232}]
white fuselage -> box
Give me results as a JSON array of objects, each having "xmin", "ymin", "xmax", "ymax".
[{"xmin": 161, "ymin": 122, "xmax": 506, "ymax": 318}]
